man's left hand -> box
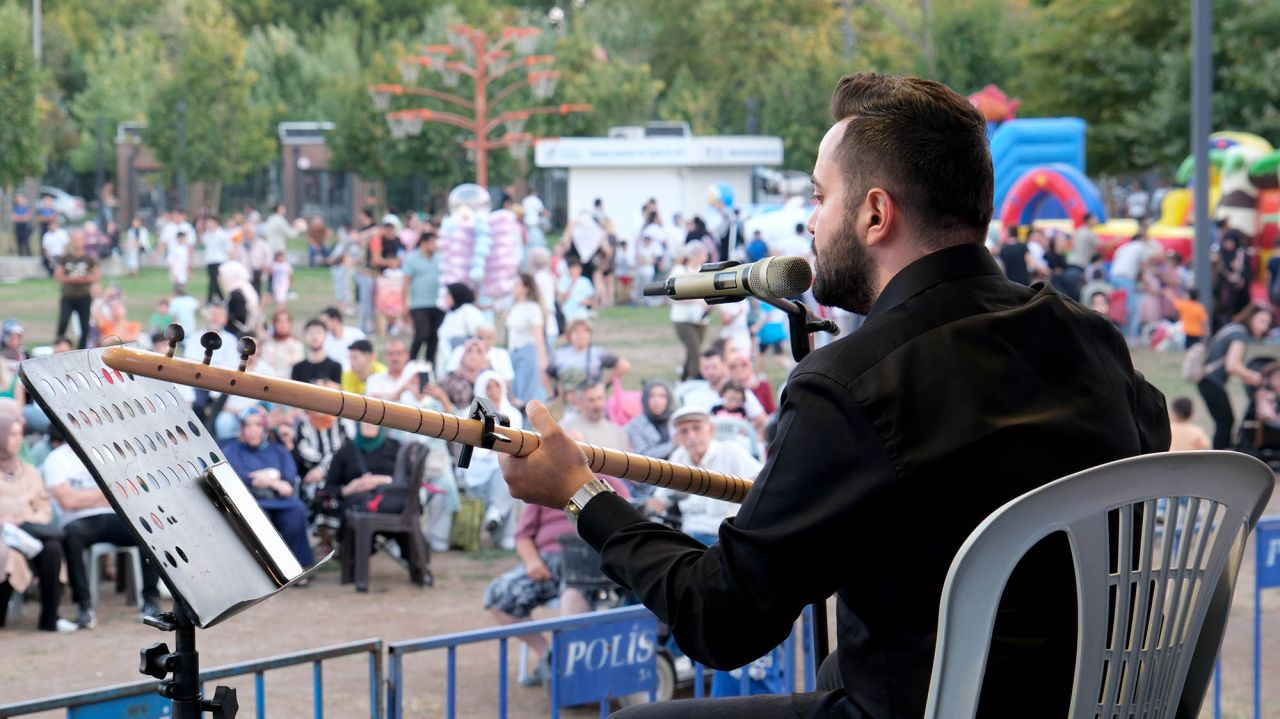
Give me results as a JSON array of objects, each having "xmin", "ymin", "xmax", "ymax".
[{"xmin": 500, "ymin": 401, "xmax": 595, "ymax": 508}]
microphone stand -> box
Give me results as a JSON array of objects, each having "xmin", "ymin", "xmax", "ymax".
[{"xmin": 691, "ymin": 260, "xmax": 840, "ymax": 666}]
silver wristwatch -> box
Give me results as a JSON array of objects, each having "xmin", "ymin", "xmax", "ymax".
[{"xmin": 564, "ymin": 478, "xmax": 616, "ymax": 524}]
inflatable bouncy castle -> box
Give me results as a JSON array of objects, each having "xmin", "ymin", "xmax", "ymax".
[{"xmin": 437, "ymin": 184, "xmax": 522, "ymax": 308}]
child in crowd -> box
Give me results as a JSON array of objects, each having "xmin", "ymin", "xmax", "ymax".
[
  {"xmin": 148, "ymin": 298, "xmax": 173, "ymax": 336},
  {"xmin": 1168, "ymin": 396, "xmax": 1211, "ymax": 451},
  {"xmin": 271, "ymin": 251, "xmax": 292, "ymax": 306},
  {"xmin": 614, "ymin": 240, "xmax": 633, "ymax": 305},
  {"xmin": 167, "ymin": 231, "xmax": 192, "ymax": 290},
  {"xmin": 711, "ymin": 382, "xmax": 749, "ymax": 420}
]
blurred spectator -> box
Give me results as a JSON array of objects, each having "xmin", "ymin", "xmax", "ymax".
[
  {"xmin": 158, "ymin": 209, "xmax": 195, "ymax": 258},
  {"xmin": 247, "ymin": 231, "xmax": 273, "ymax": 297},
  {"xmin": 1169, "ymin": 288, "xmax": 1208, "ymax": 347},
  {"xmin": 320, "ymin": 306, "xmax": 366, "ymax": 370},
  {"xmin": 290, "ymin": 380, "xmax": 352, "ymax": 551},
  {"xmin": 43, "ymin": 426, "xmax": 162, "ymax": 628},
  {"xmin": 624, "ymin": 380, "xmax": 675, "ymax": 462},
  {"xmin": 526, "ymin": 247, "xmax": 560, "ymax": 342},
  {"xmin": 261, "ymin": 203, "xmax": 300, "ymax": 256},
  {"xmin": 202, "ymin": 216, "xmax": 231, "ymax": 303},
  {"xmin": 441, "ymin": 338, "xmax": 490, "ymax": 409},
  {"xmin": 219, "ymin": 407, "xmax": 313, "ymax": 569},
  {"xmin": 549, "ymin": 320, "xmax": 626, "ymax": 392},
  {"xmin": 365, "ymin": 336, "xmax": 429, "ymax": 403},
  {"xmin": 403, "ymin": 232, "xmax": 444, "ymax": 367},
  {"xmin": 648, "ymin": 406, "xmax": 761, "ymax": 546},
  {"xmin": 259, "ymin": 308, "xmax": 304, "ymax": 371},
  {"xmin": 325, "ymin": 421, "xmax": 430, "ymax": 586},
  {"xmin": 1, "ymin": 321, "xmax": 26, "ymax": 362},
  {"xmin": 679, "ymin": 349, "xmax": 765, "ymax": 422},
  {"xmin": 292, "ymin": 319, "xmax": 342, "ymax": 384},
  {"xmin": 219, "ymin": 261, "xmax": 259, "ymax": 339},
  {"xmin": 365, "ymin": 222, "xmax": 402, "ymax": 336},
  {"xmin": 122, "ymin": 217, "xmax": 150, "ymax": 277},
  {"xmin": 167, "ymin": 231, "xmax": 193, "ymax": 290},
  {"xmin": 711, "ymin": 381, "xmax": 750, "ymax": 420},
  {"xmin": 95, "ymin": 288, "xmax": 143, "ymax": 344},
  {"xmin": 556, "ymin": 256, "xmax": 595, "ymax": 324},
  {"xmin": 54, "ymin": 230, "xmax": 98, "ymax": 349},
  {"xmin": 669, "ymin": 242, "xmax": 710, "ymax": 381},
  {"xmin": 731, "ymin": 348, "xmax": 776, "ymax": 416},
  {"xmin": 270, "ymin": 252, "xmax": 293, "ymax": 307},
  {"xmin": 522, "ymin": 187, "xmax": 547, "ymax": 248},
  {"xmin": 1167, "ymin": 397, "xmax": 1211, "ymax": 452},
  {"xmin": 342, "ymin": 340, "xmax": 385, "ymax": 395},
  {"xmin": 506, "ymin": 274, "xmax": 548, "ymax": 409},
  {"xmin": 306, "ymin": 216, "xmax": 329, "ymax": 267},
  {"xmin": 0, "ymin": 400, "xmax": 75, "ymax": 632},
  {"xmin": 41, "ymin": 216, "xmax": 68, "ymax": 277},
  {"xmin": 561, "ymin": 380, "xmax": 630, "ymax": 451},
  {"xmin": 1198, "ymin": 304, "xmax": 1273, "ymax": 449},
  {"xmin": 997, "ymin": 226, "xmax": 1030, "ymax": 285},
  {"xmin": 458, "ymin": 371, "xmax": 521, "ymax": 548},
  {"xmin": 168, "ymin": 285, "xmax": 200, "ymax": 344},
  {"xmin": 327, "ymin": 221, "xmax": 360, "ymax": 317},
  {"xmin": 484, "ymin": 473, "xmax": 631, "ymax": 686},
  {"xmin": 1109, "ymin": 235, "xmax": 1146, "ymax": 338},
  {"xmin": 11, "ymin": 192, "xmax": 32, "ymax": 257},
  {"xmin": 436, "ymin": 283, "xmax": 486, "ymax": 370},
  {"xmin": 445, "ymin": 324, "xmax": 513, "ymax": 382},
  {"xmin": 148, "ymin": 298, "xmax": 173, "ymax": 338}
]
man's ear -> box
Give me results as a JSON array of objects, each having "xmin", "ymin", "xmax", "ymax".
[{"xmin": 862, "ymin": 188, "xmax": 896, "ymax": 248}]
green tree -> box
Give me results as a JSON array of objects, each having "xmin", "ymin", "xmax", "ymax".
[
  {"xmin": 145, "ymin": 0, "xmax": 273, "ymax": 209},
  {"xmin": 0, "ymin": 1, "xmax": 44, "ymax": 199},
  {"xmin": 68, "ymin": 31, "xmax": 162, "ymax": 176}
]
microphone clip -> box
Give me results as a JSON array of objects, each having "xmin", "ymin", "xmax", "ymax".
[{"xmin": 697, "ymin": 260, "xmax": 741, "ymax": 272}]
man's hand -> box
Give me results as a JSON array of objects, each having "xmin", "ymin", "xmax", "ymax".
[
  {"xmin": 500, "ymin": 401, "xmax": 595, "ymax": 508},
  {"xmin": 303, "ymin": 466, "xmax": 325, "ymax": 485}
]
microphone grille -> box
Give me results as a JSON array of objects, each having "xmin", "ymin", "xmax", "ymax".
[{"xmin": 751, "ymin": 256, "xmax": 813, "ymax": 298}]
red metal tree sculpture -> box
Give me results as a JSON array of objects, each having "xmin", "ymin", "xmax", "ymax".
[{"xmin": 370, "ymin": 24, "xmax": 591, "ymax": 188}]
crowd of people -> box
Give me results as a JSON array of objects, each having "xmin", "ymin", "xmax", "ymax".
[{"xmin": 0, "ymin": 190, "xmax": 802, "ymax": 669}]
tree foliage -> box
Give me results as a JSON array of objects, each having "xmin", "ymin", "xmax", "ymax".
[
  {"xmin": 0, "ymin": 1, "xmax": 44, "ymax": 188},
  {"xmin": 144, "ymin": 0, "xmax": 272, "ymax": 201},
  {"xmin": 68, "ymin": 31, "xmax": 162, "ymax": 174}
]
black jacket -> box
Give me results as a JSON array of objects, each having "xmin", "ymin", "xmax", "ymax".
[{"xmin": 579, "ymin": 242, "xmax": 1170, "ymax": 717}]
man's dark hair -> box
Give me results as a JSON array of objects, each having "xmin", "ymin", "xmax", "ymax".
[
  {"xmin": 700, "ymin": 348, "xmax": 722, "ymax": 361},
  {"xmin": 53, "ymin": 335, "xmax": 73, "ymax": 348},
  {"xmin": 795, "ymin": 223, "xmax": 806, "ymax": 234},
  {"xmin": 348, "ymin": 339, "xmax": 373, "ymax": 355},
  {"xmin": 1170, "ymin": 396, "xmax": 1193, "ymax": 421},
  {"xmin": 830, "ymin": 73, "xmax": 993, "ymax": 247},
  {"xmin": 1082, "ymin": 212, "xmax": 1096, "ymax": 224},
  {"xmin": 1188, "ymin": 287, "xmax": 1199, "ymax": 301},
  {"xmin": 304, "ymin": 318, "xmax": 325, "ymax": 332},
  {"xmin": 593, "ymin": 198, "xmax": 603, "ymax": 208},
  {"xmin": 321, "ymin": 306, "xmax": 342, "ymax": 321},
  {"xmin": 576, "ymin": 378, "xmax": 605, "ymax": 394}
]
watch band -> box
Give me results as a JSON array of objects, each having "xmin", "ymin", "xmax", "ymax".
[{"xmin": 564, "ymin": 478, "xmax": 616, "ymax": 523}]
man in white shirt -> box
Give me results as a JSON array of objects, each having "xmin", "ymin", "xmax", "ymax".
[
  {"xmin": 1108, "ymin": 236, "xmax": 1147, "ymax": 339},
  {"xmin": 260, "ymin": 203, "xmax": 299, "ymax": 255},
  {"xmin": 521, "ymin": 188, "xmax": 547, "ymax": 248},
  {"xmin": 43, "ymin": 436, "xmax": 162, "ymax": 629},
  {"xmin": 649, "ymin": 406, "xmax": 762, "ymax": 544},
  {"xmin": 320, "ymin": 306, "xmax": 366, "ymax": 370},
  {"xmin": 158, "ymin": 209, "xmax": 196, "ymax": 257},
  {"xmin": 560, "ymin": 380, "xmax": 631, "ymax": 451},
  {"xmin": 676, "ymin": 349, "xmax": 765, "ymax": 421},
  {"xmin": 771, "ymin": 222, "xmax": 813, "ymax": 258},
  {"xmin": 365, "ymin": 336, "xmax": 431, "ymax": 403},
  {"xmin": 202, "ymin": 215, "xmax": 232, "ymax": 303},
  {"xmin": 42, "ymin": 217, "xmax": 70, "ymax": 273}
]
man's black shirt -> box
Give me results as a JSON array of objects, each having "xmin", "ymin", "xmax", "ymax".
[
  {"xmin": 578, "ymin": 242, "xmax": 1170, "ymax": 717},
  {"xmin": 291, "ymin": 357, "xmax": 341, "ymax": 385}
]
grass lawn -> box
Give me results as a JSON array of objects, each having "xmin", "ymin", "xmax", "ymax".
[{"xmin": 0, "ymin": 266, "xmax": 1247, "ymax": 435}]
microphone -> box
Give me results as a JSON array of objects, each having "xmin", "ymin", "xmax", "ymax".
[{"xmin": 642, "ymin": 256, "xmax": 812, "ymax": 301}]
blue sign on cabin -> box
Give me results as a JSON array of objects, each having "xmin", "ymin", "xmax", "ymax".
[
  {"xmin": 1258, "ymin": 518, "xmax": 1280, "ymax": 590},
  {"xmin": 68, "ymin": 692, "xmax": 171, "ymax": 718},
  {"xmin": 553, "ymin": 613, "xmax": 659, "ymax": 706}
]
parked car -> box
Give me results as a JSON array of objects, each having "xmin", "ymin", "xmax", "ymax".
[{"xmin": 39, "ymin": 186, "xmax": 86, "ymax": 222}]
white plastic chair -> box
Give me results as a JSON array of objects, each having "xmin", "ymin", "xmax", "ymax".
[
  {"xmin": 712, "ymin": 416, "xmax": 759, "ymax": 460},
  {"xmin": 85, "ymin": 542, "xmax": 144, "ymax": 609},
  {"xmin": 924, "ymin": 451, "xmax": 1274, "ymax": 719}
]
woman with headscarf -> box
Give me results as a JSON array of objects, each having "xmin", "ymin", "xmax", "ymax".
[
  {"xmin": 0, "ymin": 399, "xmax": 76, "ymax": 631},
  {"xmin": 436, "ymin": 282, "xmax": 486, "ymax": 371},
  {"xmin": 624, "ymin": 380, "xmax": 674, "ymax": 465},
  {"xmin": 218, "ymin": 260, "xmax": 260, "ymax": 338},
  {"xmin": 218, "ymin": 406, "xmax": 313, "ymax": 569},
  {"xmin": 459, "ymin": 370, "xmax": 520, "ymax": 549},
  {"xmin": 440, "ymin": 338, "xmax": 490, "ymax": 410}
]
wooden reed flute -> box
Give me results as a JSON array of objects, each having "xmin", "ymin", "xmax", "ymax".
[{"xmin": 102, "ymin": 346, "xmax": 754, "ymax": 504}]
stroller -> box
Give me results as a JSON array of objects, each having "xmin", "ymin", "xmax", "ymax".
[{"xmin": 1232, "ymin": 355, "xmax": 1280, "ymax": 471}]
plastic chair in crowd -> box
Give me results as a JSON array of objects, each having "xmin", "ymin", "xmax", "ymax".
[
  {"xmin": 712, "ymin": 416, "xmax": 760, "ymax": 459},
  {"xmin": 923, "ymin": 451, "xmax": 1273, "ymax": 719},
  {"xmin": 339, "ymin": 444, "xmax": 432, "ymax": 592},
  {"xmin": 86, "ymin": 542, "xmax": 144, "ymax": 609}
]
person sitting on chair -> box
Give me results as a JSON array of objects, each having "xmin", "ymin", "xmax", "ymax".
[
  {"xmin": 219, "ymin": 406, "xmax": 314, "ymax": 570},
  {"xmin": 325, "ymin": 422, "xmax": 429, "ymax": 587}
]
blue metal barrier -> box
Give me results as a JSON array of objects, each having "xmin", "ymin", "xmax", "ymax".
[
  {"xmin": 687, "ymin": 604, "xmax": 817, "ymax": 698},
  {"xmin": 386, "ymin": 605, "xmax": 816, "ymax": 719},
  {"xmin": 0, "ymin": 638, "xmax": 383, "ymax": 719}
]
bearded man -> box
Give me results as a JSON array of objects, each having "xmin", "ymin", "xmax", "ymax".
[{"xmin": 500, "ymin": 73, "xmax": 1171, "ymax": 717}]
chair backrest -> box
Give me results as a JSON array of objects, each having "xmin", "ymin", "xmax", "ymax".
[
  {"xmin": 712, "ymin": 415, "xmax": 759, "ymax": 459},
  {"xmin": 924, "ymin": 451, "xmax": 1274, "ymax": 719}
]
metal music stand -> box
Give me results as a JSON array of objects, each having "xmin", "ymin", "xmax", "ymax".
[{"xmin": 21, "ymin": 347, "xmax": 331, "ymax": 718}]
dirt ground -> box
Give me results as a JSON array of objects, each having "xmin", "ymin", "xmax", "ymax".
[{"xmin": 3, "ymin": 499, "xmax": 1280, "ymax": 719}]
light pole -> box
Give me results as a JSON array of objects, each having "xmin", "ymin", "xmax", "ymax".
[
  {"xmin": 371, "ymin": 24, "xmax": 591, "ymax": 189},
  {"xmin": 1191, "ymin": 0, "xmax": 1213, "ymax": 327},
  {"xmin": 175, "ymin": 101, "xmax": 187, "ymax": 213}
]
